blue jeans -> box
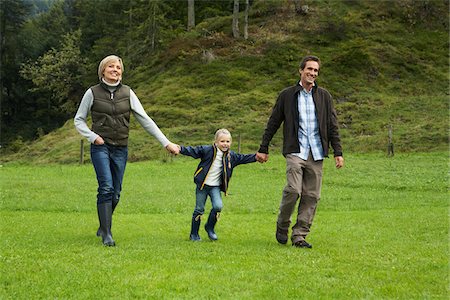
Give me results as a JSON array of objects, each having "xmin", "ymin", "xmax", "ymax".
[
  {"xmin": 90, "ymin": 143, "xmax": 128, "ymax": 205},
  {"xmin": 194, "ymin": 185, "xmax": 223, "ymax": 216}
]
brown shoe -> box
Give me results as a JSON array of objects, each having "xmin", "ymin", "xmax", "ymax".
[
  {"xmin": 276, "ymin": 227, "xmax": 288, "ymax": 244},
  {"xmin": 292, "ymin": 240, "xmax": 312, "ymax": 248}
]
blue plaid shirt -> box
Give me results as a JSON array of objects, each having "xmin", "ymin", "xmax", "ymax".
[{"xmin": 293, "ymin": 84, "xmax": 324, "ymax": 161}]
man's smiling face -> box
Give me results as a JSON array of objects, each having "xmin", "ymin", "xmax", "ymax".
[{"xmin": 299, "ymin": 60, "xmax": 319, "ymax": 89}]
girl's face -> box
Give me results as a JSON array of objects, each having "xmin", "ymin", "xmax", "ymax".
[
  {"xmin": 215, "ymin": 134, "xmax": 231, "ymax": 152},
  {"xmin": 103, "ymin": 59, "xmax": 122, "ymax": 84}
]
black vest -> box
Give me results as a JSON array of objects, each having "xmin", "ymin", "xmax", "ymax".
[{"xmin": 91, "ymin": 82, "xmax": 131, "ymax": 146}]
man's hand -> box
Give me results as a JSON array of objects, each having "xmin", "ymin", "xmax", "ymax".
[
  {"xmin": 256, "ymin": 152, "xmax": 269, "ymax": 163},
  {"xmin": 335, "ymin": 156, "xmax": 344, "ymax": 169}
]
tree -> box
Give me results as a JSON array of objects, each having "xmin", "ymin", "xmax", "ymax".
[
  {"xmin": 244, "ymin": 0, "xmax": 249, "ymax": 40},
  {"xmin": 125, "ymin": 0, "xmax": 182, "ymax": 66},
  {"xmin": 18, "ymin": 0, "xmax": 72, "ymax": 59},
  {"xmin": 0, "ymin": 0, "xmax": 32, "ymax": 144},
  {"xmin": 20, "ymin": 29, "xmax": 87, "ymax": 116},
  {"xmin": 232, "ymin": 0, "xmax": 240, "ymax": 38},
  {"xmin": 187, "ymin": 0, "xmax": 195, "ymax": 31}
]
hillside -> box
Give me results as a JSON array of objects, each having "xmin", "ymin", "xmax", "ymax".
[{"xmin": 3, "ymin": 0, "xmax": 448, "ymax": 164}]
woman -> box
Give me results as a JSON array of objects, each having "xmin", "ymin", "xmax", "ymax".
[{"xmin": 74, "ymin": 55, "xmax": 179, "ymax": 246}]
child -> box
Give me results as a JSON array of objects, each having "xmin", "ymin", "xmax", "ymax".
[{"xmin": 179, "ymin": 129, "xmax": 257, "ymax": 241}]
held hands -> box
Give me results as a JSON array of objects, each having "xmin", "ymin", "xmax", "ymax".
[
  {"xmin": 93, "ymin": 137, "xmax": 181, "ymax": 155},
  {"xmin": 165, "ymin": 143, "xmax": 180, "ymax": 155},
  {"xmin": 256, "ymin": 152, "xmax": 269, "ymax": 163}
]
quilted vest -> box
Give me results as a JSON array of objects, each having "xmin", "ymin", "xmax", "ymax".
[{"xmin": 91, "ymin": 82, "xmax": 131, "ymax": 146}]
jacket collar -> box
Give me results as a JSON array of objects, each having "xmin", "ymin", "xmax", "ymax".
[{"xmin": 296, "ymin": 80, "xmax": 318, "ymax": 94}]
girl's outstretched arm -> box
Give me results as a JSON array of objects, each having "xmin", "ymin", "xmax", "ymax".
[{"xmin": 179, "ymin": 145, "xmax": 209, "ymax": 159}]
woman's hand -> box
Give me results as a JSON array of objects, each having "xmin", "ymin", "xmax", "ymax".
[
  {"xmin": 166, "ymin": 143, "xmax": 180, "ymax": 155},
  {"xmin": 94, "ymin": 136, "xmax": 105, "ymax": 145}
]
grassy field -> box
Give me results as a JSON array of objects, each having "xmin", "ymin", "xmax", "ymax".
[{"xmin": 1, "ymin": 152, "xmax": 448, "ymax": 299}]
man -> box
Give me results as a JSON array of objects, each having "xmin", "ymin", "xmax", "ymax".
[{"xmin": 256, "ymin": 55, "xmax": 344, "ymax": 248}]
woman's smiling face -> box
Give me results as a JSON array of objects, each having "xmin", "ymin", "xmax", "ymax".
[{"xmin": 103, "ymin": 59, "xmax": 122, "ymax": 84}]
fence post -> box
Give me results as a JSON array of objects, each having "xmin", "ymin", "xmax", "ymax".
[
  {"xmin": 387, "ymin": 125, "xmax": 394, "ymax": 157},
  {"xmin": 80, "ymin": 139, "xmax": 84, "ymax": 164}
]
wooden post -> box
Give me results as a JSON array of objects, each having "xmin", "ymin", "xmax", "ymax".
[
  {"xmin": 80, "ymin": 139, "xmax": 84, "ymax": 164},
  {"xmin": 387, "ymin": 125, "xmax": 394, "ymax": 157}
]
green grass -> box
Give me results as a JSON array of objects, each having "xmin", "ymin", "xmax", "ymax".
[{"xmin": 1, "ymin": 152, "xmax": 448, "ymax": 299}]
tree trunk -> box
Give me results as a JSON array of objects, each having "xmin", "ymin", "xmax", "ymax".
[
  {"xmin": 244, "ymin": 0, "xmax": 249, "ymax": 40},
  {"xmin": 232, "ymin": 0, "xmax": 240, "ymax": 38},
  {"xmin": 187, "ymin": 0, "xmax": 195, "ymax": 31}
]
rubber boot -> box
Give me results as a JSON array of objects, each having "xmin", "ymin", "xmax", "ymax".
[
  {"xmin": 189, "ymin": 214, "xmax": 202, "ymax": 241},
  {"xmin": 204, "ymin": 210, "xmax": 219, "ymax": 241},
  {"xmin": 97, "ymin": 198, "xmax": 119, "ymax": 237},
  {"xmin": 97, "ymin": 202, "xmax": 115, "ymax": 246}
]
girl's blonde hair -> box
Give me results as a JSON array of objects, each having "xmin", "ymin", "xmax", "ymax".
[
  {"xmin": 214, "ymin": 128, "xmax": 232, "ymax": 142},
  {"xmin": 98, "ymin": 55, "xmax": 124, "ymax": 81}
]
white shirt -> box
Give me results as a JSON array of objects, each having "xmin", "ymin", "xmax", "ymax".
[{"xmin": 204, "ymin": 149, "xmax": 223, "ymax": 186}]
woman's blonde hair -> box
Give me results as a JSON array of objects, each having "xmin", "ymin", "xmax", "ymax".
[
  {"xmin": 214, "ymin": 128, "xmax": 232, "ymax": 142},
  {"xmin": 98, "ymin": 55, "xmax": 124, "ymax": 81}
]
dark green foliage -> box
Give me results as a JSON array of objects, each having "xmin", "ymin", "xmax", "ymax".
[{"xmin": 20, "ymin": 29, "xmax": 88, "ymax": 114}]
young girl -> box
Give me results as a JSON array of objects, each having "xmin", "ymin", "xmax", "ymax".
[{"xmin": 179, "ymin": 129, "xmax": 257, "ymax": 241}]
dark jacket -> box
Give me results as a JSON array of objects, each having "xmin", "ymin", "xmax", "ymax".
[
  {"xmin": 180, "ymin": 144, "xmax": 256, "ymax": 194},
  {"xmin": 91, "ymin": 82, "xmax": 131, "ymax": 146},
  {"xmin": 258, "ymin": 82, "xmax": 343, "ymax": 157}
]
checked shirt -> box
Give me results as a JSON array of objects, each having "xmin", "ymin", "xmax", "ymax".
[{"xmin": 293, "ymin": 85, "xmax": 324, "ymax": 161}]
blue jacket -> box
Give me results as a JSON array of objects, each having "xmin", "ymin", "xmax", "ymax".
[{"xmin": 180, "ymin": 144, "xmax": 256, "ymax": 194}]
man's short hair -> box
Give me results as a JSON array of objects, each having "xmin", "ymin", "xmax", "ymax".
[{"xmin": 299, "ymin": 55, "xmax": 321, "ymax": 70}]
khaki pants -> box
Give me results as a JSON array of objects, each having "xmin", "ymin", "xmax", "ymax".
[{"xmin": 277, "ymin": 154, "xmax": 323, "ymax": 243}]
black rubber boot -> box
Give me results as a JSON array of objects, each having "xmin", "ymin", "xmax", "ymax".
[
  {"xmin": 189, "ymin": 214, "xmax": 202, "ymax": 241},
  {"xmin": 204, "ymin": 210, "xmax": 219, "ymax": 241},
  {"xmin": 97, "ymin": 198, "xmax": 119, "ymax": 237},
  {"xmin": 97, "ymin": 202, "xmax": 115, "ymax": 246}
]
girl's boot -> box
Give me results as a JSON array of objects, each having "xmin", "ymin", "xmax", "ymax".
[
  {"xmin": 205, "ymin": 210, "xmax": 219, "ymax": 241},
  {"xmin": 190, "ymin": 214, "xmax": 202, "ymax": 241}
]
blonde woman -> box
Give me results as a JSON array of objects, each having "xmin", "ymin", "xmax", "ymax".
[{"xmin": 74, "ymin": 55, "xmax": 179, "ymax": 246}]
